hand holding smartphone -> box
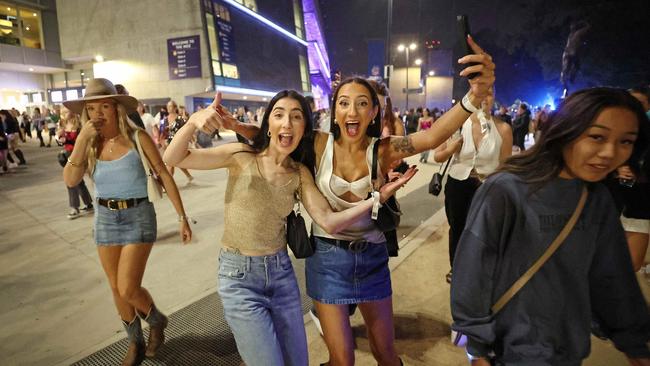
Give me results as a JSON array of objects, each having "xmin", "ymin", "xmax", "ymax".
[{"xmin": 457, "ymin": 15, "xmax": 480, "ymax": 79}]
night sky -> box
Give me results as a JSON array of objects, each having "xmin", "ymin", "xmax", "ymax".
[{"xmin": 318, "ymin": 0, "xmax": 650, "ymax": 107}]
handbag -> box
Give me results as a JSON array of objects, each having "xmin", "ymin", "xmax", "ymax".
[
  {"xmin": 286, "ymin": 168, "xmax": 314, "ymax": 258},
  {"xmin": 429, "ymin": 157, "xmax": 452, "ymax": 196},
  {"xmin": 452, "ymin": 186, "xmax": 589, "ymax": 348},
  {"xmin": 371, "ymin": 139, "xmax": 402, "ymax": 232},
  {"xmin": 134, "ymin": 130, "xmax": 164, "ymax": 202},
  {"xmin": 57, "ymin": 150, "xmax": 69, "ymax": 168}
]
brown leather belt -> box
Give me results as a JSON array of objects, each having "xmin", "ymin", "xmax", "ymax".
[
  {"xmin": 97, "ymin": 197, "xmax": 148, "ymax": 210},
  {"xmin": 318, "ymin": 236, "xmax": 375, "ymax": 253}
]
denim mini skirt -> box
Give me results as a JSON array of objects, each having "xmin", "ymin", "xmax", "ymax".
[
  {"xmin": 94, "ymin": 199, "xmax": 157, "ymax": 245},
  {"xmin": 306, "ymin": 236, "xmax": 392, "ymax": 304}
]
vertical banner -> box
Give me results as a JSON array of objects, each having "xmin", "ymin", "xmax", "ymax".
[
  {"xmin": 167, "ymin": 35, "xmax": 202, "ymax": 79},
  {"xmin": 367, "ymin": 40, "xmax": 385, "ymax": 83}
]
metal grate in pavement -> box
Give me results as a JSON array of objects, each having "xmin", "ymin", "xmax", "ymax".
[{"xmin": 72, "ymin": 260, "xmax": 311, "ymax": 366}]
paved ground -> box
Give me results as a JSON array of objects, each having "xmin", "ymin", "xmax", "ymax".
[{"xmin": 0, "ymin": 134, "xmax": 643, "ymax": 365}]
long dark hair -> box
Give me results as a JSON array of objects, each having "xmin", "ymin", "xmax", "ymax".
[
  {"xmin": 251, "ymin": 90, "xmax": 316, "ymax": 178},
  {"xmin": 498, "ymin": 87, "xmax": 650, "ymax": 187},
  {"xmin": 330, "ymin": 77, "xmax": 382, "ymax": 140}
]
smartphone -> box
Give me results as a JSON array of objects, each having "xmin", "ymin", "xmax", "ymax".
[{"xmin": 456, "ymin": 15, "xmax": 480, "ymax": 79}]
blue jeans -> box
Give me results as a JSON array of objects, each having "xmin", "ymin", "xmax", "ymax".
[{"xmin": 218, "ymin": 249, "xmax": 308, "ymax": 366}]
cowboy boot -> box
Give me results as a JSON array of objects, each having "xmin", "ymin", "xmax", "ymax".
[
  {"xmin": 139, "ymin": 303, "xmax": 168, "ymax": 357},
  {"xmin": 121, "ymin": 316, "xmax": 145, "ymax": 366}
]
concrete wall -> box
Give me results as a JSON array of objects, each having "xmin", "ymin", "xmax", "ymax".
[
  {"xmin": 56, "ymin": 0, "xmax": 210, "ymax": 105},
  {"xmin": 390, "ymin": 67, "xmax": 424, "ymax": 111},
  {"xmin": 424, "ymin": 76, "xmax": 453, "ymax": 111}
]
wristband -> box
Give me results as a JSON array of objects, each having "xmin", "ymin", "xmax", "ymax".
[
  {"xmin": 178, "ymin": 215, "xmax": 188, "ymax": 222},
  {"xmin": 371, "ymin": 191, "xmax": 382, "ymax": 220},
  {"xmin": 461, "ymin": 93, "xmax": 480, "ymax": 114}
]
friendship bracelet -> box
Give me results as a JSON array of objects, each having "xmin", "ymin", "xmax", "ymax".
[
  {"xmin": 67, "ymin": 158, "xmax": 85, "ymax": 167},
  {"xmin": 461, "ymin": 93, "xmax": 480, "ymax": 114}
]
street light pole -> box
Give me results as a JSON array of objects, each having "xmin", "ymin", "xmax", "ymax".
[
  {"xmin": 405, "ymin": 47, "xmax": 410, "ymax": 111},
  {"xmin": 398, "ymin": 43, "xmax": 417, "ymax": 112}
]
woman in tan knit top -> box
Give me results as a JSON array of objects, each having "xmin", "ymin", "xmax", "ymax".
[{"xmin": 163, "ymin": 90, "xmax": 415, "ymax": 366}]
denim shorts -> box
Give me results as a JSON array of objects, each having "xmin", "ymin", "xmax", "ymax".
[
  {"xmin": 306, "ymin": 236, "xmax": 392, "ymax": 304},
  {"xmin": 218, "ymin": 249, "xmax": 308, "ymax": 366},
  {"xmin": 94, "ymin": 199, "xmax": 157, "ymax": 245}
]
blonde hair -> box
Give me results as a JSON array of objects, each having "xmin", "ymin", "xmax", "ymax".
[{"xmin": 81, "ymin": 102, "xmax": 140, "ymax": 175}]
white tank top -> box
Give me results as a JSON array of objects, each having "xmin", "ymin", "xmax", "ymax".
[
  {"xmin": 312, "ymin": 134, "xmax": 385, "ymax": 242},
  {"xmin": 448, "ymin": 112, "xmax": 502, "ymax": 180}
]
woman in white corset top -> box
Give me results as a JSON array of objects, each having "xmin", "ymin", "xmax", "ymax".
[
  {"xmin": 163, "ymin": 90, "xmax": 415, "ymax": 366},
  {"xmin": 433, "ymin": 89, "xmax": 512, "ymax": 283}
]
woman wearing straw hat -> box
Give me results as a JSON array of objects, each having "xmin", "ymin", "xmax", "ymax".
[{"xmin": 63, "ymin": 78, "xmax": 192, "ymax": 366}]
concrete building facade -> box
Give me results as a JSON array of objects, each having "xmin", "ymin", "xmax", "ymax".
[{"xmin": 55, "ymin": 0, "xmax": 331, "ymax": 113}]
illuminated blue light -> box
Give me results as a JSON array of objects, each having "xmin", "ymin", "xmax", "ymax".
[
  {"xmin": 216, "ymin": 85, "xmax": 277, "ymax": 97},
  {"xmin": 223, "ymin": 0, "xmax": 308, "ymax": 46}
]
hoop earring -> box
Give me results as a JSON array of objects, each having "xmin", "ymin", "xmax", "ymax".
[
  {"xmin": 371, "ymin": 120, "xmax": 375, "ymax": 125},
  {"xmin": 267, "ymin": 131, "xmax": 271, "ymax": 137}
]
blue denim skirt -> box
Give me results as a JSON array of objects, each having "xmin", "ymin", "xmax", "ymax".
[
  {"xmin": 94, "ymin": 199, "xmax": 157, "ymax": 245},
  {"xmin": 306, "ymin": 236, "xmax": 392, "ymax": 304}
]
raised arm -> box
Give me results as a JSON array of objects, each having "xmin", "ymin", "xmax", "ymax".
[
  {"xmin": 163, "ymin": 95, "xmax": 254, "ymax": 170},
  {"xmin": 380, "ymin": 36, "xmax": 495, "ymax": 168},
  {"xmin": 212, "ymin": 92, "xmax": 260, "ymax": 140},
  {"xmin": 298, "ymin": 164, "xmax": 417, "ymax": 234},
  {"xmin": 63, "ymin": 118, "xmax": 98, "ymax": 187}
]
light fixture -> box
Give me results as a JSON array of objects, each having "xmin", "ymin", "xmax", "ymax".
[
  {"xmin": 216, "ymin": 85, "xmax": 277, "ymax": 97},
  {"xmin": 33, "ymin": 12, "xmax": 37, "ymax": 16},
  {"xmin": 6, "ymin": 7, "xmax": 10, "ymax": 11},
  {"xmin": 428, "ymin": 70, "xmax": 435, "ymax": 76},
  {"xmin": 25, "ymin": 26, "xmax": 30, "ymax": 31},
  {"xmin": 28, "ymin": 67, "xmax": 34, "ymax": 71},
  {"xmin": 262, "ymin": 97, "xmax": 268, "ymax": 101},
  {"xmin": 94, "ymin": 55, "xmax": 104, "ymax": 62},
  {"xmin": 397, "ymin": 44, "xmax": 405, "ymax": 52},
  {"xmin": 409, "ymin": 43, "xmax": 417, "ymax": 50},
  {"xmin": 414, "ymin": 59, "xmax": 422, "ymax": 66},
  {"xmin": 242, "ymin": 96, "xmax": 248, "ymax": 100}
]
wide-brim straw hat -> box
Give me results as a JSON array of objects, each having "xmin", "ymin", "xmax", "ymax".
[{"xmin": 63, "ymin": 78, "xmax": 138, "ymax": 114}]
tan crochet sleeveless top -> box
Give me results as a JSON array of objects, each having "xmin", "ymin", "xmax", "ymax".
[{"xmin": 221, "ymin": 153, "xmax": 299, "ymax": 253}]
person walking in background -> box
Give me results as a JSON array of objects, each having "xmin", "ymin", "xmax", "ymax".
[
  {"xmin": 137, "ymin": 102, "xmax": 157, "ymax": 140},
  {"xmin": 417, "ymin": 108, "xmax": 435, "ymax": 162},
  {"xmin": 512, "ymin": 103, "xmax": 530, "ymax": 151},
  {"xmin": 433, "ymin": 88, "xmax": 512, "ymax": 283},
  {"xmin": 163, "ymin": 100, "xmax": 194, "ymax": 183},
  {"xmin": 57, "ymin": 106, "xmax": 94, "ymax": 219},
  {"xmin": 46, "ymin": 106, "xmax": 60, "ymax": 147},
  {"xmin": 0, "ymin": 110, "xmax": 27, "ymax": 165},
  {"xmin": 63, "ymin": 78, "xmax": 192, "ymax": 366},
  {"xmin": 20, "ymin": 111, "xmax": 32, "ymax": 139},
  {"xmin": 495, "ymin": 104, "xmax": 512, "ymax": 125},
  {"xmin": 451, "ymin": 87, "xmax": 650, "ymax": 365},
  {"xmin": 115, "ymin": 84, "xmax": 145, "ymax": 129},
  {"xmin": 32, "ymin": 107, "xmax": 45, "ymax": 147}
]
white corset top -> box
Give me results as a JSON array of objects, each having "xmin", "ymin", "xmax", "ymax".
[{"xmin": 329, "ymin": 174, "xmax": 370, "ymax": 199}]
